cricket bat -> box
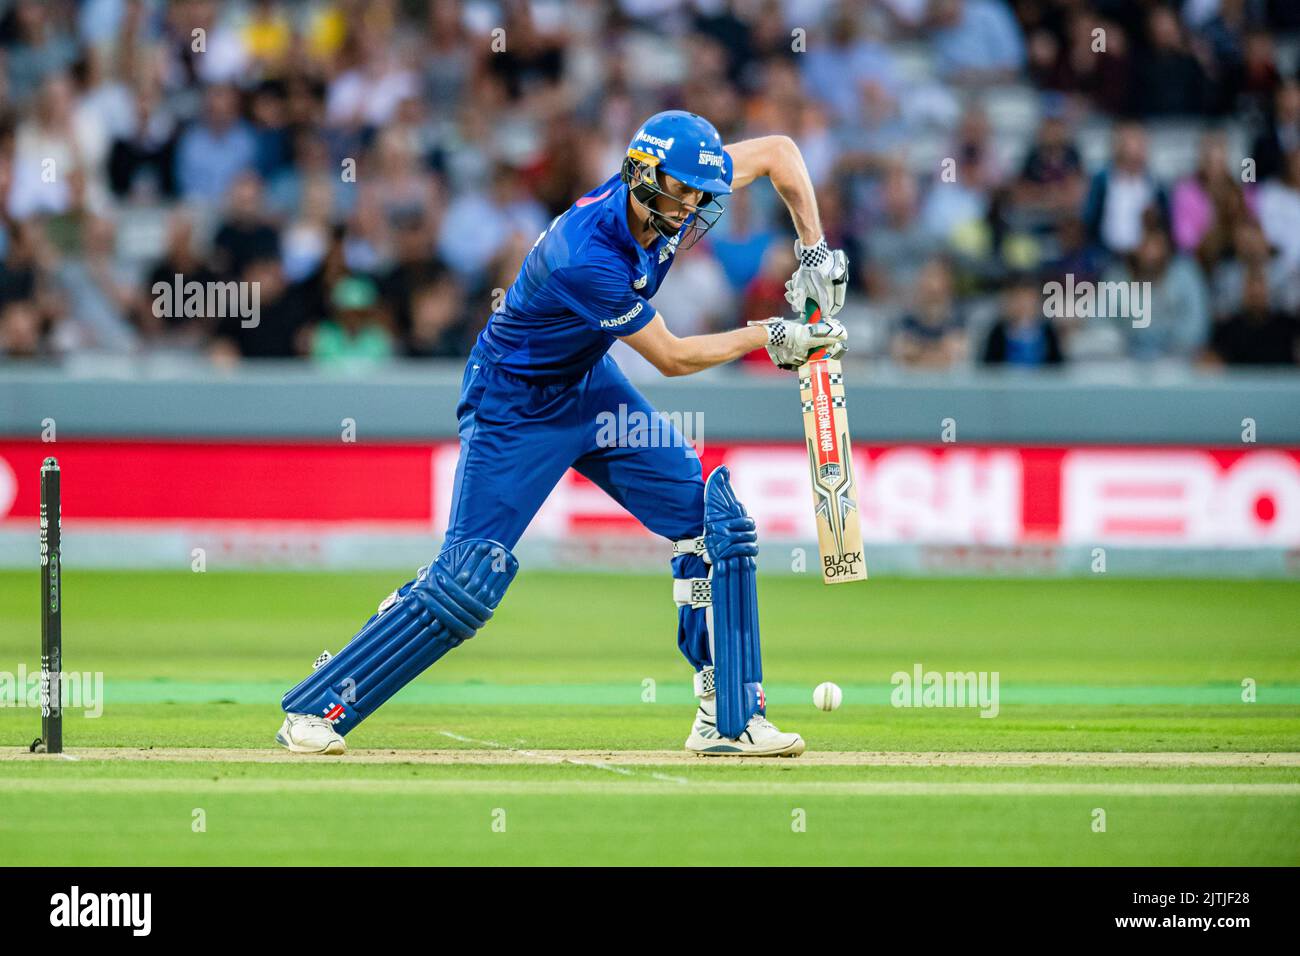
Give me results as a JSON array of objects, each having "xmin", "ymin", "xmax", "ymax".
[{"xmin": 798, "ymin": 298, "xmax": 867, "ymax": 584}]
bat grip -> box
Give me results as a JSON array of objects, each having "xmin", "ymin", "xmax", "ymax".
[{"xmin": 804, "ymin": 299, "xmax": 828, "ymax": 362}]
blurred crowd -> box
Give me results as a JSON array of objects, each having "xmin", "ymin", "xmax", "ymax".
[{"xmin": 0, "ymin": 0, "xmax": 1297, "ymax": 373}]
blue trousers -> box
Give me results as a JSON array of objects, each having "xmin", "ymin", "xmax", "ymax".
[{"xmin": 446, "ymin": 346, "xmax": 711, "ymax": 669}]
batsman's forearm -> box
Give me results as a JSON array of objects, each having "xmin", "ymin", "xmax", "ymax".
[
  {"xmin": 769, "ymin": 137, "xmax": 822, "ymax": 246},
  {"xmin": 669, "ymin": 325, "xmax": 769, "ymax": 376}
]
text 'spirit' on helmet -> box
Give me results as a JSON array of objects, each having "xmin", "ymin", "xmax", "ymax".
[{"xmin": 621, "ymin": 110, "xmax": 733, "ymax": 249}]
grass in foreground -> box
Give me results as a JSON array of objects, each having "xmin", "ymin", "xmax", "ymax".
[
  {"xmin": 0, "ymin": 571, "xmax": 1295, "ymax": 865},
  {"xmin": 2, "ymin": 760, "xmax": 1296, "ymax": 866}
]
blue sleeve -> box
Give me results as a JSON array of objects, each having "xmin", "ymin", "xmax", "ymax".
[{"xmin": 552, "ymin": 263, "xmax": 658, "ymax": 337}]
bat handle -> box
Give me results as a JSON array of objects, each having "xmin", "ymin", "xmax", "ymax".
[{"xmin": 804, "ymin": 299, "xmax": 828, "ymax": 363}]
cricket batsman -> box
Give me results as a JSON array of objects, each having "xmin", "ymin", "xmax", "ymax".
[{"xmin": 277, "ymin": 110, "xmax": 849, "ymax": 757}]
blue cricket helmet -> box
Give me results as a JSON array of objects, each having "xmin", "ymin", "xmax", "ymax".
[{"xmin": 622, "ymin": 110, "xmax": 732, "ymax": 248}]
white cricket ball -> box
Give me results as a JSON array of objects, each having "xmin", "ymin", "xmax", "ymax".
[{"xmin": 813, "ymin": 682, "xmax": 842, "ymax": 711}]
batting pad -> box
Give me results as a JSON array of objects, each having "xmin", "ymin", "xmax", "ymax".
[
  {"xmin": 703, "ymin": 466, "xmax": 765, "ymax": 739},
  {"xmin": 281, "ymin": 539, "xmax": 518, "ymax": 735}
]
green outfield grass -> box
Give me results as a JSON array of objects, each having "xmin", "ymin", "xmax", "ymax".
[
  {"xmin": 1, "ymin": 571, "xmax": 1297, "ymax": 865},
  {"xmin": 3, "ymin": 760, "xmax": 1298, "ymax": 866}
]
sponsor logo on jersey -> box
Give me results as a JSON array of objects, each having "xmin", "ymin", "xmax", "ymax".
[
  {"xmin": 601, "ymin": 301, "xmax": 644, "ymax": 328},
  {"xmin": 633, "ymin": 275, "xmax": 648, "ymax": 289},
  {"xmin": 659, "ymin": 232, "xmax": 680, "ymax": 264},
  {"xmin": 698, "ymin": 150, "xmax": 724, "ymax": 168}
]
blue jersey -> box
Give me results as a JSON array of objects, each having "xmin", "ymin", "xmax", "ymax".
[{"xmin": 474, "ymin": 173, "xmax": 683, "ymax": 379}]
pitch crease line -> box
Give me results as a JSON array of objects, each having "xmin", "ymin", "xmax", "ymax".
[{"xmin": 438, "ymin": 731, "xmax": 689, "ymax": 784}]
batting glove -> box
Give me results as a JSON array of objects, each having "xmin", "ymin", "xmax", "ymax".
[
  {"xmin": 748, "ymin": 315, "xmax": 847, "ymax": 370},
  {"xmin": 784, "ymin": 236, "xmax": 849, "ymax": 318}
]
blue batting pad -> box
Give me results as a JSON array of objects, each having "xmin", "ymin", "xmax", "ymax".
[
  {"xmin": 281, "ymin": 539, "xmax": 518, "ymax": 735},
  {"xmin": 703, "ymin": 466, "xmax": 765, "ymax": 739}
]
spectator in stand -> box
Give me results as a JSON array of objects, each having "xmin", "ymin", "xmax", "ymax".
[
  {"xmin": 704, "ymin": 187, "xmax": 777, "ymax": 295},
  {"xmin": 139, "ymin": 212, "xmax": 219, "ymax": 342},
  {"xmin": 800, "ymin": 5, "xmax": 900, "ymax": 127},
  {"xmin": 280, "ymin": 177, "xmax": 335, "ymax": 285},
  {"xmin": 1109, "ymin": 227, "xmax": 1210, "ymax": 361},
  {"xmin": 4, "ymin": 0, "xmax": 79, "ymax": 103},
  {"xmin": 366, "ymin": 126, "xmax": 441, "ymax": 230},
  {"xmin": 0, "ymin": 300, "xmax": 42, "ymax": 358},
  {"xmin": 1171, "ymin": 130, "xmax": 1249, "ymax": 268},
  {"xmin": 240, "ymin": 0, "xmax": 294, "ymax": 80},
  {"xmin": 54, "ymin": 215, "xmax": 140, "ymax": 353},
  {"xmin": 1190, "ymin": 0, "xmax": 1248, "ymax": 114},
  {"xmin": 311, "ymin": 274, "xmax": 395, "ymax": 369},
  {"xmin": 981, "ymin": 274, "xmax": 1064, "ymax": 367},
  {"xmin": 1256, "ymin": 148, "xmax": 1300, "ymax": 271},
  {"xmin": 422, "ymin": 0, "xmax": 474, "ymax": 121},
  {"xmin": 7, "ymin": 73, "xmax": 110, "ymax": 220},
  {"xmin": 210, "ymin": 255, "xmax": 310, "ymax": 364},
  {"xmin": 0, "ymin": 214, "xmax": 32, "ymax": 310},
  {"xmin": 1064, "ymin": 10, "xmax": 1132, "ymax": 115},
  {"xmin": 919, "ymin": 142, "xmax": 992, "ymax": 251},
  {"xmin": 1083, "ymin": 122, "xmax": 1168, "ymax": 256},
  {"xmin": 864, "ymin": 161, "xmax": 931, "ymax": 305},
  {"xmin": 928, "ymin": 0, "xmax": 1026, "ymax": 84},
  {"xmin": 831, "ymin": 73, "xmax": 912, "ymax": 171},
  {"xmin": 1238, "ymin": 29, "xmax": 1284, "ymax": 116},
  {"xmin": 381, "ymin": 210, "xmax": 448, "ymax": 344},
  {"xmin": 1206, "ymin": 267, "xmax": 1299, "ymax": 366},
  {"xmin": 175, "ymin": 83, "xmax": 257, "ymax": 203},
  {"xmin": 249, "ymin": 80, "xmax": 295, "ymax": 191},
  {"xmin": 953, "ymin": 105, "xmax": 1010, "ymax": 188},
  {"xmin": 1022, "ymin": 7, "xmax": 1073, "ymax": 92},
  {"xmin": 1042, "ymin": 216, "xmax": 1106, "ymax": 287},
  {"xmin": 211, "ymin": 173, "xmax": 280, "ymax": 280},
  {"xmin": 1251, "ymin": 81, "xmax": 1300, "ymax": 183},
  {"xmin": 437, "ymin": 163, "xmax": 546, "ymax": 289},
  {"xmin": 481, "ymin": 0, "xmax": 565, "ymax": 106},
  {"xmin": 74, "ymin": 47, "xmax": 133, "ymax": 146},
  {"xmin": 0, "ymin": 0, "xmax": 1294, "ymax": 375},
  {"xmin": 1211, "ymin": 218, "xmax": 1300, "ymax": 319},
  {"xmin": 1132, "ymin": 7, "xmax": 1209, "ymax": 117},
  {"xmin": 325, "ymin": 22, "xmax": 419, "ymax": 133},
  {"xmin": 1010, "ymin": 110, "xmax": 1085, "ymax": 228},
  {"xmin": 108, "ymin": 77, "xmax": 178, "ymax": 200},
  {"xmin": 738, "ymin": 240, "xmax": 797, "ymax": 375},
  {"xmin": 406, "ymin": 273, "xmax": 470, "ymax": 359},
  {"xmin": 460, "ymin": 229, "xmax": 530, "ymax": 346},
  {"xmin": 891, "ymin": 258, "xmax": 967, "ymax": 369}
]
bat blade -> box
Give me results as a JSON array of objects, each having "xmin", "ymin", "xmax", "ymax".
[{"xmin": 799, "ymin": 300, "xmax": 867, "ymax": 584}]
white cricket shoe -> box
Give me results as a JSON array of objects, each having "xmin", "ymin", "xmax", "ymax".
[
  {"xmin": 276, "ymin": 713, "xmax": 346, "ymax": 755},
  {"xmin": 684, "ymin": 694, "xmax": 805, "ymax": 757}
]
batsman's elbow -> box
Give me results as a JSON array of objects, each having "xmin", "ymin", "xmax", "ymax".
[{"xmin": 654, "ymin": 356, "xmax": 693, "ymax": 378}]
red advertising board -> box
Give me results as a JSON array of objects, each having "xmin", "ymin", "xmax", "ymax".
[{"xmin": 1, "ymin": 439, "xmax": 1297, "ymax": 547}]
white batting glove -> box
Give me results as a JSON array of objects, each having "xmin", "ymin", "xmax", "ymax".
[
  {"xmin": 784, "ymin": 236, "xmax": 849, "ymax": 318},
  {"xmin": 748, "ymin": 315, "xmax": 847, "ymax": 370}
]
